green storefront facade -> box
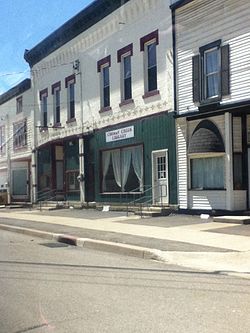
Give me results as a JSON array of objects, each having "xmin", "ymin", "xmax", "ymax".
[{"xmin": 84, "ymin": 112, "xmax": 177, "ymax": 205}]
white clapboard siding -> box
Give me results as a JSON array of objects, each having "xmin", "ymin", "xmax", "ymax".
[
  {"xmin": 176, "ymin": 0, "xmax": 250, "ymax": 113},
  {"xmin": 233, "ymin": 191, "xmax": 247, "ymax": 211},
  {"xmin": 188, "ymin": 191, "xmax": 227, "ymax": 210},
  {"xmin": 176, "ymin": 118, "xmax": 188, "ymax": 208}
]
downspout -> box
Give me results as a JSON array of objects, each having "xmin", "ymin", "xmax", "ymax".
[
  {"xmin": 31, "ymin": 66, "xmax": 38, "ymax": 203},
  {"xmin": 74, "ymin": 59, "xmax": 85, "ymax": 204},
  {"xmin": 5, "ymin": 114, "xmax": 11, "ymax": 204},
  {"xmin": 171, "ymin": 5, "xmax": 180, "ymax": 208}
]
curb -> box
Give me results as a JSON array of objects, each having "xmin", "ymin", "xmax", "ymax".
[{"xmin": 0, "ymin": 223, "xmax": 162, "ymax": 261}]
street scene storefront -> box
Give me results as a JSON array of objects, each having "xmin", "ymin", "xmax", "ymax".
[
  {"xmin": 37, "ymin": 138, "xmax": 80, "ymax": 201},
  {"xmin": 85, "ymin": 112, "xmax": 177, "ymax": 206}
]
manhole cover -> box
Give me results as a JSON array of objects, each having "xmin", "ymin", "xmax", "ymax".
[{"xmin": 40, "ymin": 242, "xmax": 69, "ymax": 248}]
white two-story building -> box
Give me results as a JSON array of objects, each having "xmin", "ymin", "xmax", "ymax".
[
  {"xmin": 0, "ymin": 79, "xmax": 33, "ymax": 203},
  {"xmin": 24, "ymin": 0, "xmax": 177, "ymax": 207},
  {"xmin": 172, "ymin": 0, "xmax": 250, "ymax": 212}
]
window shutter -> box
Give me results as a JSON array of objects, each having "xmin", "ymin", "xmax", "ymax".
[
  {"xmin": 221, "ymin": 44, "xmax": 230, "ymax": 96},
  {"xmin": 192, "ymin": 55, "xmax": 200, "ymax": 103}
]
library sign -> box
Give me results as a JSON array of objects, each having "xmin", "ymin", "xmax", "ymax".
[{"xmin": 105, "ymin": 126, "xmax": 134, "ymax": 143}]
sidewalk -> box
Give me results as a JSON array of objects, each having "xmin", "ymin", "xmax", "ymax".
[{"xmin": 0, "ymin": 208, "xmax": 249, "ymax": 278}]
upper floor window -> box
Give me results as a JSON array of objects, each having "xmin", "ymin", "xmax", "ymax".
[
  {"xmin": 16, "ymin": 96, "xmax": 23, "ymax": 114},
  {"xmin": 40, "ymin": 88, "xmax": 48, "ymax": 128},
  {"xmin": 117, "ymin": 44, "xmax": 133, "ymax": 104},
  {"xmin": 0, "ymin": 126, "xmax": 5, "ymax": 155},
  {"xmin": 97, "ymin": 56, "xmax": 111, "ymax": 112},
  {"xmin": 52, "ymin": 81, "xmax": 61, "ymax": 125},
  {"xmin": 140, "ymin": 30, "xmax": 159, "ymax": 97},
  {"xmin": 13, "ymin": 120, "xmax": 27, "ymax": 149},
  {"xmin": 65, "ymin": 74, "xmax": 75, "ymax": 121},
  {"xmin": 193, "ymin": 40, "xmax": 230, "ymax": 104}
]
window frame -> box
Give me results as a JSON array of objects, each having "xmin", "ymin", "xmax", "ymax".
[
  {"xmin": 39, "ymin": 88, "xmax": 48, "ymax": 128},
  {"xmin": 0, "ymin": 126, "xmax": 5, "ymax": 156},
  {"xmin": 66, "ymin": 170, "xmax": 80, "ymax": 192},
  {"xmin": 65, "ymin": 74, "xmax": 76, "ymax": 122},
  {"xmin": 52, "ymin": 81, "xmax": 61, "ymax": 126},
  {"xmin": 193, "ymin": 40, "xmax": 230, "ymax": 105},
  {"xmin": 189, "ymin": 153, "xmax": 225, "ymax": 190},
  {"xmin": 117, "ymin": 44, "xmax": 133, "ymax": 106},
  {"xmin": 101, "ymin": 144, "xmax": 144, "ymax": 194},
  {"xmin": 200, "ymin": 40, "xmax": 221, "ymax": 102},
  {"xmin": 16, "ymin": 96, "xmax": 23, "ymax": 114},
  {"xmin": 13, "ymin": 119, "xmax": 27, "ymax": 150},
  {"xmin": 97, "ymin": 56, "xmax": 111, "ymax": 112},
  {"xmin": 140, "ymin": 30, "xmax": 159, "ymax": 98}
]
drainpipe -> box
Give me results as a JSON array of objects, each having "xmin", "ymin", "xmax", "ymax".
[
  {"xmin": 31, "ymin": 67, "xmax": 38, "ymax": 203},
  {"xmin": 74, "ymin": 59, "xmax": 85, "ymax": 204},
  {"xmin": 5, "ymin": 114, "xmax": 11, "ymax": 204},
  {"xmin": 225, "ymin": 112, "xmax": 233, "ymax": 210}
]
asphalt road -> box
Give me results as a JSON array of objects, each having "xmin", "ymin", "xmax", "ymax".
[{"xmin": 1, "ymin": 231, "xmax": 250, "ymax": 333}]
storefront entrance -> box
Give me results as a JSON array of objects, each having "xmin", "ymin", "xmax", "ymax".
[
  {"xmin": 38, "ymin": 140, "xmax": 80, "ymax": 201},
  {"xmin": 248, "ymin": 148, "xmax": 250, "ymax": 209},
  {"xmin": 12, "ymin": 167, "xmax": 30, "ymax": 201},
  {"xmin": 152, "ymin": 149, "xmax": 169, "ymax": 205}
]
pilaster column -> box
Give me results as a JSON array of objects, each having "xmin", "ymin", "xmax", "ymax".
[
  {"xmin": 79, "ymin": 137, "xmax": 85, "ymax": 203},
  {"xmin": 225, "ymin": 112, "xmax": 233, "ymax": 210},
  {"xmin": 31, "ymin": 149, "xmax": 37, "ymax": 203}
]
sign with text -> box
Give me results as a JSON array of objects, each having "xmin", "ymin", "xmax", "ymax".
[{"xmin": 106, "ymin": 126, "xmax": 134, "ymax": 143}]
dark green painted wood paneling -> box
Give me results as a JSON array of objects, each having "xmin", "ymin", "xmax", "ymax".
[
  {"xmin": 65, "ymin": 139, "xmax": 79, "ymax": 171},
  {"xmin": 86, "ymin": 112, "xmax": 177, "ymax": 204}
]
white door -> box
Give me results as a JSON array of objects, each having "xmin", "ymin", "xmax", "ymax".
[
  {"xmin": 248, "ymin": 148, "xmax": 250, "ymax": 208},
  {"xmin": 152, "ymin": 150, "xmax": 169, "ymax": 205}
]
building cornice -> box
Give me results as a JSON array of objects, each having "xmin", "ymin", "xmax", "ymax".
[
  {"xmin": 170, "ymin": 0, "xmax": 194, "ymax": 11},
  {"xmin": 0, "ymin": 79, "xmax": 31, "ymax": 105},
  {"xmin": 24, "ymin": 0, "xmax": 130, "ymax": 67}
]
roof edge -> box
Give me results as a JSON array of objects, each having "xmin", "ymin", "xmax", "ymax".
[
  {"xmin": 24, "ymin": 0, "xmax": 130, "ymax": 67},
  {"xmin": 170, "ymin": 0, "xmax": 194, "ymax": 10},
  {"xmin": 0, "ymin": 79, "xmax": 31, "ymax": 105}
]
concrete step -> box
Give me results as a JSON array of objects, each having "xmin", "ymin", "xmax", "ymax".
[
  {"xmin": 135, "ymin": 211, "xmax": 162, "ymax": 217},
  {"xmin": 213, "ymin": 216, "xmax": 250, "ymax": 224}
]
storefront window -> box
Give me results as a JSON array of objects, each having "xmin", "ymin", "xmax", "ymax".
[
  {"xmin": 66, "ymin": 171, "xmax": 79, "ymax": 191},
  {"xmin": 191, "ymin": 156, "xmax": 224, "ymax": 190},
  {"xmin": 102, "ymin": 145, "xmax": 143, "ymax": 193}
]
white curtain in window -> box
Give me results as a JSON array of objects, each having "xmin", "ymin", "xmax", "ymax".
[
  {"xmin": 204, "ymin": 157, "xmax": 224, "ymax": 188},
  {"xmin": 132, "ymin": 146, "xmax": 143, "ymax": 190},
  {"xmin": 102, "ymin": 151, "xmax": 111, "ymax": 191},
  {"xmin": 121, "ymin": 149, "xmax": 132, "ymax": 191},
  {"xmin": 111, "ymin": 150, "xmax": 121, "ymax": 188},
  {"xmin": 191, "ymin": 156, "xmax": 224, "ymax": 189}
]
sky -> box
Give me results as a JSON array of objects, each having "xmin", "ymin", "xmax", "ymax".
[{"xmin": 0, "ymin": 0, "xmax": 93, "ymax": 94}]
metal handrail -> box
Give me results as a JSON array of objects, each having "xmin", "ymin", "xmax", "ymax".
[
  {"xmin": 36, "ymin": 188, "xmax": 64, "ymax": 211},
  {"xmin": 126, "ymin": 184, "xmax": 167, "ymax": 217}
]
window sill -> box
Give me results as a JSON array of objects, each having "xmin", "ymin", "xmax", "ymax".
[
  {"xmin": 189, "ymin": 188, "xmax": 226, "ymax": 191},
  {"xmin": 119, "ymin": 99, "xmax": 134, "ymax": 107},
  {"xmin": 66, "ymin": 118, "xmax": 76, "ymax": 124},
  {"xmin": 142, "ymin": 89, "xmax": 160, "ymax": 99},
  {"xmin": 39, "ymin": 126, "xmax": 48, "ymax": 132},
  {"xmin": 99, "ymin": 106, "xmax": 112, "ymax": 113},
  {"xmin": 53, "ymin": 122, "xmax": 62, "ymax": 128},
  {"xmin": 13, "ymin": 145, "xmax": 28, "ymax": 151},
  {"xmin": 101, "ymin": 191, "xmax": 142, "ymax": 195}
]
